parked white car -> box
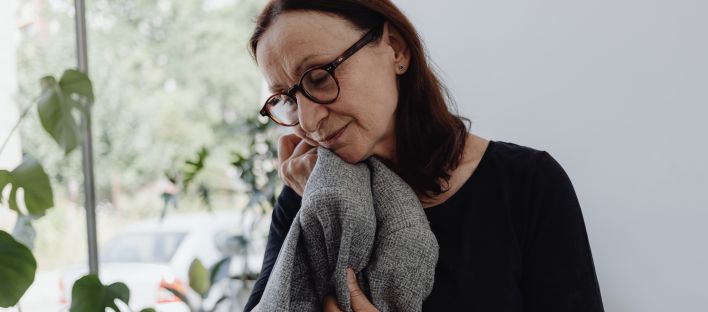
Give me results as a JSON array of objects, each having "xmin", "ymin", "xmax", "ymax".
[{"xmin": 59, "ymin": 211, "xmax": 267, "ymax": 311}]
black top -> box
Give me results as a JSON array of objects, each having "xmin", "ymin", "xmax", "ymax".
[{"xmin": 244, "ymin": 140, "xmax": 605, "ymax": 311}]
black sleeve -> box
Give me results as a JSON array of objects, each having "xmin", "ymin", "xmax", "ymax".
[
  {"xmin": 521, "ymin": 152, "xmax": 605, "ymax": 312},
  {"xmin": 244, "ymin": 185, "xmax": 302, "ymax": 312}
]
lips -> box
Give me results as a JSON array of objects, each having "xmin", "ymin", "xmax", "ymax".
[{"xmin": 318, "ymin": 123, "xmax": 349, "ymax": 148}]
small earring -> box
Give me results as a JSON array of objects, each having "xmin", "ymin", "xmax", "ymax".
[{"xmin": 398, "ymin": 64, "xmax": 405, "ymax": 71}]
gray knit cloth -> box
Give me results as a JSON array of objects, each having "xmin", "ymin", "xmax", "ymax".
[{"xmin": 257, "ymin": 147, "xmax": 439, "ymax": 312}]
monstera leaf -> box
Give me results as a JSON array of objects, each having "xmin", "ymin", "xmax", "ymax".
[
  {"xmin": 70, "ymin": 274, "xmax": 129, "ymax": 312},
  {"xmin": 0, "ymin": 230, "xmax": 37, "ymax": 308},
  {"xmin": 0, "ymin": 155, "xmax": 53, "ymax": 217},
  {"xmin": 37, "ymin": 69, "xmax": 94, "ymax": 155},
  {"xmin": 59, "ymin": 69, "xmax": 95, "ymax": 103}
]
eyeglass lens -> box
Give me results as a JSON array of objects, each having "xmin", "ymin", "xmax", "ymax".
[{"xmin": 267, "ymin": 68, "xmax": 338, "ymax": 125}]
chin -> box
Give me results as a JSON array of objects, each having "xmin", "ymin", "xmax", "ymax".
[{"xmin": 331, "ymin": 145, "xmax": 368, "ymax": 164}]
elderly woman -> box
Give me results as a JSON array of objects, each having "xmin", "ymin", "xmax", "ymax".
[{"xmin": 245, "ymin": 1, "xmax": 604, "ymax": 311}]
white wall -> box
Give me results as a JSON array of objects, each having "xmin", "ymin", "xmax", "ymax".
[{"xmin": 395, "ymin": 1, "xmax": 708, "ymax": 311}]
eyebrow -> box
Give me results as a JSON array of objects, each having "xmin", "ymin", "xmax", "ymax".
[{"xmin": 268, "ymin": 53, "xmax": 329, "ymax": 92}]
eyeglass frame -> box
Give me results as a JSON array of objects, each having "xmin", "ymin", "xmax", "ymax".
[{"xmin": 259, "ymin": 23, "xmax": 385, "ymax": 126}]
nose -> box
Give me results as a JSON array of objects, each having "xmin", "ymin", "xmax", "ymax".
[{"xmin": 296, "ymin": 93, "xmax": 328, "ymax": 134}]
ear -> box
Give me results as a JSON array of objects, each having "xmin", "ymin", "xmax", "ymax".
[{"xmin": 382, "ymin": 21, "xmax": 411, "ymax": 75}]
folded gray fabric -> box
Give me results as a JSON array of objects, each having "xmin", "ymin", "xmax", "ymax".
[{"xmin": 257, "ymin": 147, "xmax": 439, "ymax": 312}]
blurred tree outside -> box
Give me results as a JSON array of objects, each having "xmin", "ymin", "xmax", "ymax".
[{"xmin": 13, "ymin": 0, "xmax": 271, "ymax": 272}]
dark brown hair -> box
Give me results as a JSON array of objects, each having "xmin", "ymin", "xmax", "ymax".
[{"xmin": 249, "ymin": 0, "xmax": 470, "ymax": 197}]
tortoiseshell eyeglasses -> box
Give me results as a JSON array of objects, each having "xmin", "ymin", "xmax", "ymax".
[{"xmin": 259, "ymin": 24, "xmax": 384, "ymax": 126}]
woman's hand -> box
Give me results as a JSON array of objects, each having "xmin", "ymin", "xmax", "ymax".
[
  {"xmin": 278, "ymin": 133, "xmax": 318, "ymax": 196},
  {"xmin": 324, "ymin": 268, "xmax": 379, "ymax": 312}
]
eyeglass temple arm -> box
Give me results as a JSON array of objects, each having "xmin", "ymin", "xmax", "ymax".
[{"xmin": 329, "ymin": 23, "xmax": 384, "ymax": 70}]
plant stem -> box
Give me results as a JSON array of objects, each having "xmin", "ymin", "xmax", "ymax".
[{"xmin": 0, "ymin": 100, "xmax": 35, "ymax": 156}]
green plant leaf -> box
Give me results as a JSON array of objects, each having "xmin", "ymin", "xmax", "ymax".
[
  {"xmin": 188, "ymin": 258, "xmax": 210, "ymax": 298},
  {"xmin": 70, "ymin": 274, "xmax": 130, "ymax": 312},
  {"xmin": 37, "ymin": 75, "xmax": 81, "ymax": 154},
  {"xmin": 182, "ymin": 147, "xmax": 209, "ymax": 190},
  {"xmin": 105, "ymin": 282, "xmax": 130, "ymax": 311},
  {"xmin": 139, "ymin": 309, "xmax": 157, "ymax": 312},
  {"xmin": 59, "ymin": 69, "xmax": 94, "ymax": 102},
  {"xmin": 209, "ymin": 257, "xmax": 230, "ymax": 286},
  {"xmin": 0, "ymin": 155, "xmax": 53, "ymax": 217},
  {"xmin": 70, "ymin": 275, "xmax": 105, "ymax": 311},
  {"xmin": 0, "ymin": 171, "xmax": 10, "ymax": 194},
  {"xmin": 163, "ymin": 286, "xmax": 191, "ymax": 308},
  {"xmin": 0, "ymin": 230, "xmax": 37, "ymax": 308}
]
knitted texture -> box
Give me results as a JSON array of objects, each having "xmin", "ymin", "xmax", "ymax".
[{"xmin": 258, "ymin": 147, "xmax": 438, "ymax": 312}]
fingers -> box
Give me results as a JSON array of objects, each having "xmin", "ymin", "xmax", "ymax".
[
  {"xmin": 347, "ymin": 268, "xmax": 379, "ymax": 312},
  {"xmin": 347, "ymin": 268, "xmax": 365, "ymax": 300},
  {"xmin": 278, "ymin": 133, "xmax": 316, "ymax": 164},
  {"xmin": 293, "ymin": 125, "xmax": 320, "ymax": 147},
  {"xmin": 278, "ymin": 133, "xmax": 301, "ymax": 165},
  {"xmin": 323, "ymin": 269, "xmax": 379, "ymax": 312},
  {"xmin": 292, "ymin": 137, "xmax": 317, "ymax": 158},
  {"xmin": 323, "ymin": 295, "xmax": 343, "ymax": 312},
  {"xmin": 276, "ymin": 133, "xmax": 319, "ymax": 196}
]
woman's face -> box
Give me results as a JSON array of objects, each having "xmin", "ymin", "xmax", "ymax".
[{"xmin": 256, "ymin": 11, "xmax": 409, "ymax": 164}]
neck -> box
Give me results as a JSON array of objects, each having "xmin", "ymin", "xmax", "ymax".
[
  {"xmin": 418, "ymin": 133, "xmax": 484, "ymax": 209},
  {"xmin": 371, "ymin": 119, "xmax": 398, "ymax": 166}
]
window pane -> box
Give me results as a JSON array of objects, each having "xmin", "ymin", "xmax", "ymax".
[{"xmin": 2, "ymin": 0, "xmax": 272, "ymax": 311}]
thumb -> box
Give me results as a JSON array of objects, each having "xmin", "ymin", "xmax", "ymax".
[{"xmin": 346, "ymin": 268, "xmax": 378, "ymax": 312}]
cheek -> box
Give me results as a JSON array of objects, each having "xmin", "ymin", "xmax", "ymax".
[
  {"xmin": 324, "ymin": 54, "xmax": 398, "ymax": 162},
  {"xmin": 333, "ymin": 91, "xmax": 396, "ymax": 146},
  {"xmin": 337, "ymin": 65, "xmax": 398, "ymax": 128},
  {"xmin": 328, "ymin": 83, "xmax": 397, "ymax": 162},
  {"xmin": 353, "ymin": 78, "xmax": 398, "ymax": 136}
]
